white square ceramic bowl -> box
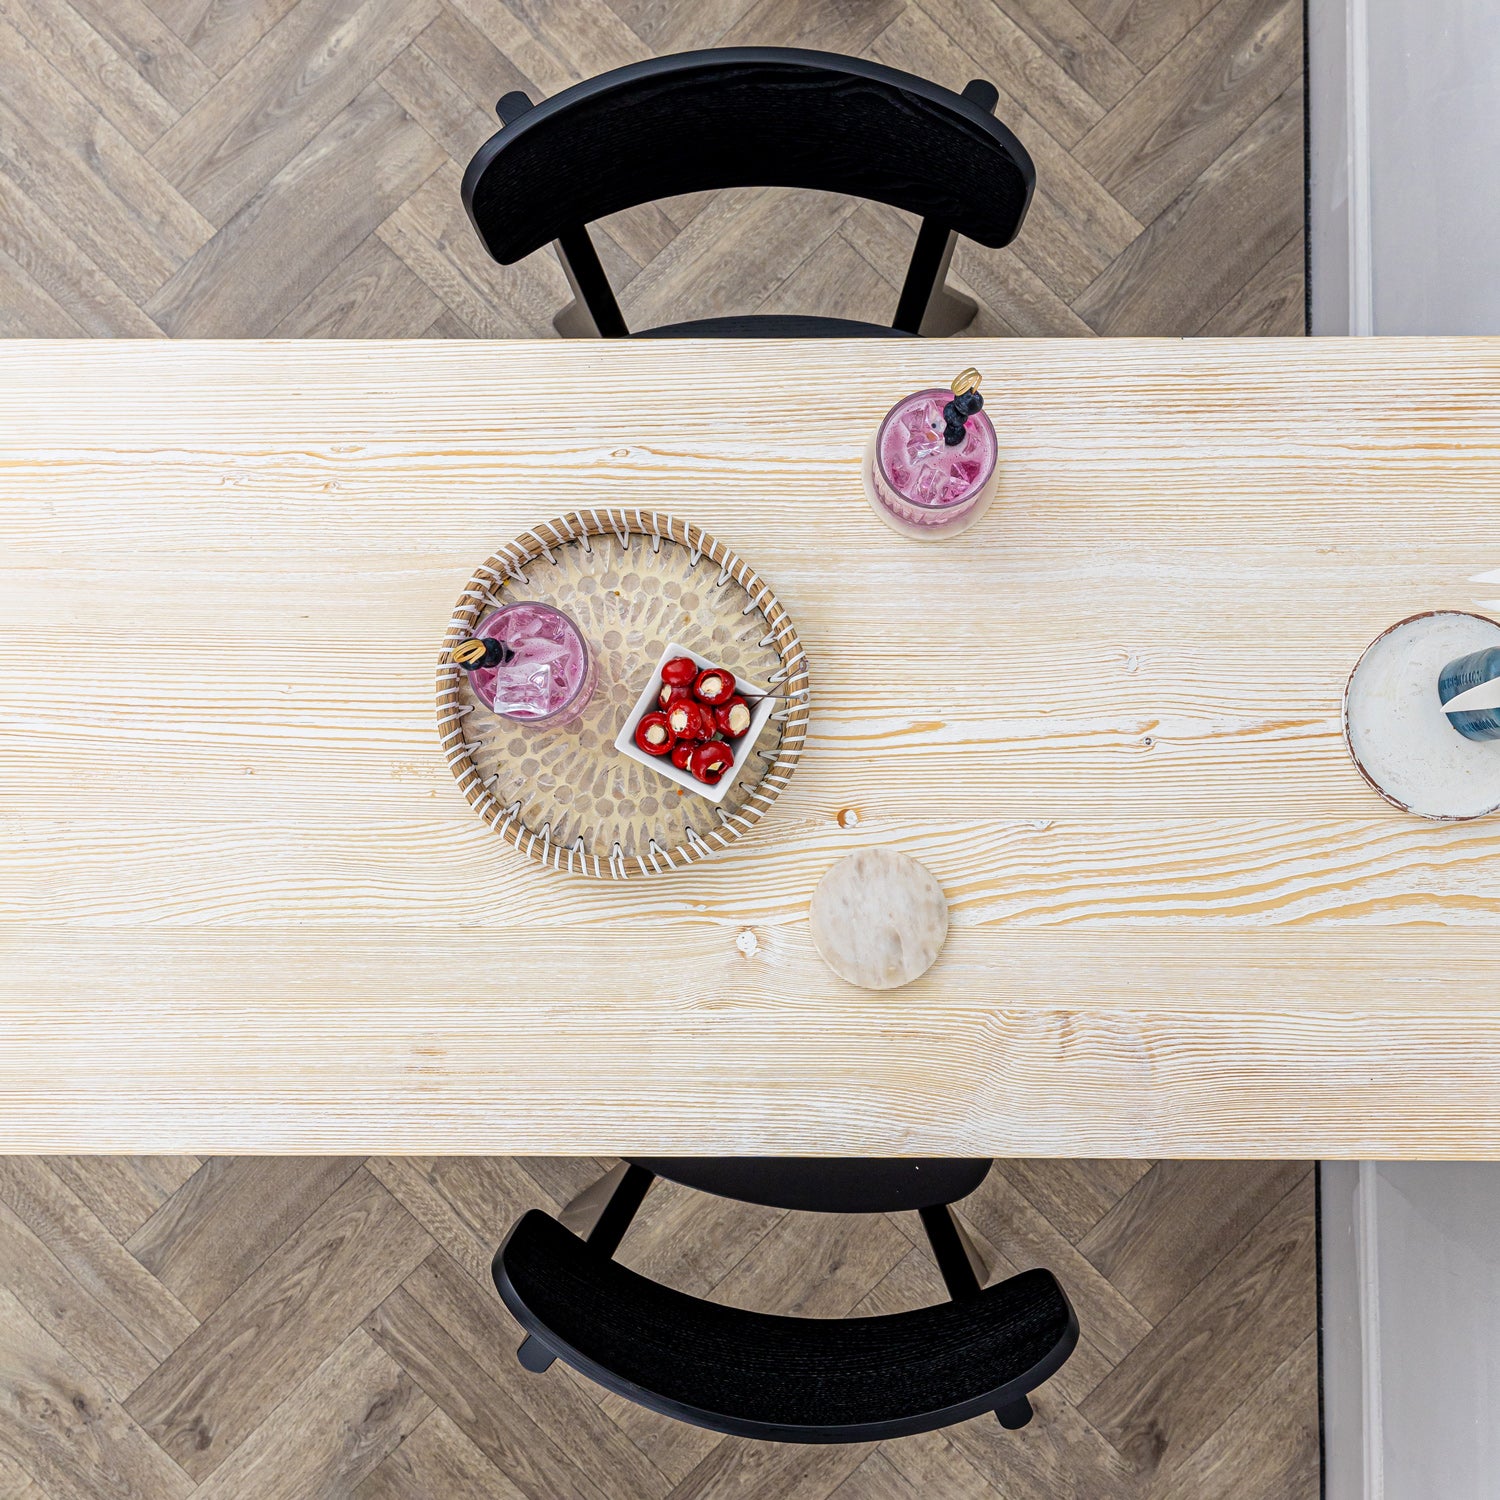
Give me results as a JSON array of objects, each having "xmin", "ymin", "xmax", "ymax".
[{"xmin": 613, "ymin": 641, "xmax": 778, "ymax": 804}]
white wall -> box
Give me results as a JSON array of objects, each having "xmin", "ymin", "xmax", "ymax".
[
  {"xmin": 1311, "ymin": 0, "xmax": 1500, "ymax": 335},
  {"xmin": 1311, "ymin": 3, "xmax": 1500, "ymax": 1495},
  {"xmin": 1374, "ymin": 1166, "xmax": 1500, "ymax": 1494}
]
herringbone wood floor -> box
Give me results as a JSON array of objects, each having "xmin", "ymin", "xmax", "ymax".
[
  {"xmin": 0, "ymin": 0, "xmax": 1305, "ymax": 337},
  {"xmin": 3, "ymin": 0, "xmax": 1313, "ymax": 1494},
  {"xmin": 0, "ymin": 1158, "xmax": 1317, "ymax": 1499}
]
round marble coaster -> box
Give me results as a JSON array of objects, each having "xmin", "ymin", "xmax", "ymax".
[
  {"xmin": 809, "ymin": 849, "xmax": 949, "ymax": 991},
  {"xmin": 1343, "ymin": 610, "xmax": 1500, "ymax": 821}
]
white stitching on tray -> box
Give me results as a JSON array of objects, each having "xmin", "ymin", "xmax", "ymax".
[{"xmin": 445, "ymin": 513, "xmax": 807, "ymax": 877}]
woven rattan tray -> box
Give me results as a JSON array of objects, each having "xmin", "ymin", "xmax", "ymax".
[{"xmin": 437, "ymin": 511, "xmax": 811, "ymax": 877}]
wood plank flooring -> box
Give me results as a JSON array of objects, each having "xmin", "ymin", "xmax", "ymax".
[
  {"xmin": 0, "ymin": 1158, "xmax": 1318, "ymax": 1498},
  {"xmin": 2, "ymin": 0, "xmax": 1311, "ymax": 1492},
  {"xmin": 0, "ymin": 0, "xmax": 1304, "ymax": 337}
]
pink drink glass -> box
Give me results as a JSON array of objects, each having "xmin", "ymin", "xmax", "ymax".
[
  {"xmin": 869, "ymin": 387, "xmax": 998, "ymax": 537},
  {"xmin": 466, "ymin": 601, "xmax": 596, "ymax": 727}
]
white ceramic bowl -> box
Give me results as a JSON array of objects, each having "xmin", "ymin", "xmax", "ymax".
[
  {"xmin": 1343, "ymin": 610, "xmax": 1500, "ymax": 821},
  {"xmin": 614, "ymin": 641, "xmax": 778, "ymax": 804}
]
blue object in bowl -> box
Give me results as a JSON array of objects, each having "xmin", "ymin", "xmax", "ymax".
[{"xmin": 1439, "ymin": 646, "xmax": 1500, "ymax": 740}]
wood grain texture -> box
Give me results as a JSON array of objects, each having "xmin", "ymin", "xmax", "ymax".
[
  {"xmin": 1075, "ymin": 1159, "xmax": 1307, "ymax": 1319},
  {"xmin": 142, "ymin": 0, "xmax": 301, "ymax": 74},
  {"xmin": 363, "ymin": 1281, "xmax": 621, "ymax": 1499},
  {"xmin": 145, "ymin": 82, "xmax": 444, "ymax": 335},
  {"xmin": 0, "ymin": 1162, "xmax": 198, "ymax": 1365},
  {"xmin": 1156, "ymin": 1333, "xmax": 1319, "ymax": 1499},
  {"xmin": 270, "ymin": 233, "xmax": 444, "ymax": 337},
  {"xmin": 125, "ymin": 1168, "xmax": 432, "ymax": 1480},
  {"xmin": 1074, "ymin": 0, "xmax": 1301, "ymax": 222},
  {"xmin": 0, "ymin": 15, "xmax": 211, "ymax": 303},
  {"xmin": 146, "ymin": 0, "xmax": 436, "ymax": 223},
  {"xmin": 0, "ymin": 248, "xmax": 83, "ymax": 337},
  {"xmin": 125, "ymin": 1157, "xmax": 361, "ymax": 1318},
  {"xmin": 1080, "ymin": 1173, "xmax": 1314, "ymax": 1482},
  {"xmin": 188, "ymin": 1330, "xmax": 431, "ymax": 1500},
  {"xmin": 0, "ymin": 1451, "xmax": 45, "ymax": 1500},
  {"xmin": 3, "ymin": 337, "xmax": 1500, "ymax": 1155},
  {"xmin": 65, "ymin": 0, "xmax": 218, "ymax": 114},
  {"xmin": 992, "ymin": 1158, "xmax": 1150, "ymax": 1243},
  {"xmin": 0, "ymin": 172, "xmax": 165, "ymax": 337},
  {"xmin": 0, "ymin": 1199, "xmax": 166, "ymax": 1399},
  {"xmin": 0, "ymin": 1156, "xmax": 1317, "ymax": 1497},
  {"xmin": 0, "ymin": 0, "xmax": 180, "ymax": 152},
  {"xmin": 1075, "ymin": 0, "xmax": 1221, "ymax": 71},
  {"xmin": 390, "ymin": 1248, "xmax": 670, "ymax": 1498},
  {"xmin": 1075, "ymin": 76, "xmax": 1304, "ymax": 332},
  {"xmin": 1200, "ymin": 228, "xmax": 1305, "ymax": 335},
  {"xmin": 354, "ymin": 1407, "xmax": 526, "ymax": 1500},
  {"xmin": 40, "ymin": 1157, "xmax": 203, "ymax": 1243},
  {"xmin": 0, "ymin": 0, "xmax": 1301, "ymax": 338},
  {"xmin": 0, "ymin": 1286, "xmax": 193, "ymax": 1500}
]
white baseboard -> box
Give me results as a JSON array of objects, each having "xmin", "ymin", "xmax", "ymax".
[
  {"xmin": 1307, "ymin": 0, "xmax": 1373, "ymax": 335},
  {"xmin": 1319, "ymin": 1160, "xmax": 1375, "ymax": 1499}
]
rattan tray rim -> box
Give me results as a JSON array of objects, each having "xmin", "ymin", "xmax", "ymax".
[{"xmin": 436, "ymin": 509, "xmax": 811, "ymax": 878}]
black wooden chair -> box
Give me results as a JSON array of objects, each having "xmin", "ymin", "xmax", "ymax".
[
  {"xmin": 461, "ymin": 48, "xmax": 1035, "ymax": 340},
  {"xmin": 493, "ymin": 1159, "xmax": 1078, "ymax": 1443}
]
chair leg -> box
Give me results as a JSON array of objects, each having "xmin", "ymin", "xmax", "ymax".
[
  {"xmin": 995, "ymin": 1396, "xmax": 1033, "ymax": 1430},
  {"xmin": 558, "ymin": 1161, "xmax": 633, "ymax": 1239},
  {"xmin": 920, "ymin": 285, "xmax": 979, "ymax": 339},
  {"xmin": 552, "ymin": 297, "xmax": 600, "ymax": 339},
  {"xmin": 916, "ymin": 227, "xmax": 978, "ymax": 337},
  {"xmin": 951, "ymin": 1212, "xmax": 989, "ymax": 1288},
  {"xmin": 551, "ymin": 226, "xmax": 629, "ymax": 338},
  {"xmin": 579, "ymin": 1163, "xmax": 655, "ymax": 1258},
  {"xmin": 893, "ymin": 222, "xmax": 981, "ymax": 338},
  {"xmin": 518, "ymin": 1163, "xmax": 656, "ymax": 1374},
  {"xmin": 517, "ymin": 1334, "xmax": 559, "ymax": 1372},
  {"xmin": 918, "ymin": 1204, "xmax": 985, "ymax": 1301}
]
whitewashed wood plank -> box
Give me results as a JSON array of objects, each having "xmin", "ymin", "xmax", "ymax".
[
  {"xmin": 2, "ymin": 338, "xmax": 1499, "ymax": 1154},
  {"xmin": 0, "ymin": 926, "xmax": 1497, "ymax": 1155},
  {"xmin": 3, "ymin": 813, "xmax": 1497, "ymax": 926}
]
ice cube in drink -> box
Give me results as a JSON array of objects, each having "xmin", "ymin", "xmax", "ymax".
[
  {"xmin": 868, "ymin": 386, "xmax": 998, "ymax": 538},
  {"xmin": 466, "ymin": 601, "xmax": 596, "ymax": 726}
]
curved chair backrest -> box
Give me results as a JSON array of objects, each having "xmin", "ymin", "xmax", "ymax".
[
  {"xmin": 494, "ymin": 1210, "xmax": 1077, "ymax": 1444},
  {"xmin": 462, "ymin": 48, "xmax": 1035, "ymax": 266}
]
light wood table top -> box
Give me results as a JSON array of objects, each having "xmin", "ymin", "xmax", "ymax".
[{"xmin": 3, "ymin": 338, "xmax": 1499, "ymax": 1155}]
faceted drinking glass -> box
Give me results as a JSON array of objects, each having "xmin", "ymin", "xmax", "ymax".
[{"xmin": 466, "ymin": 601, "xmax": 597, "ymax": 728}]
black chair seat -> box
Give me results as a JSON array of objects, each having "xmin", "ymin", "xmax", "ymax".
[
  {"xmin": 495, "ymin": 1210, "xmax": 1078, "ymax": 1444},
  {"xmin": 636, "ymin": 314, "xmax": 909, "ymax": 339},
  {"xmin": 631, "ymin": 1157, "xmax": 991, "ymax": 1212}
]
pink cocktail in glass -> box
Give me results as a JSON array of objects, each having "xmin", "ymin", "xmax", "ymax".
[
  {"xmin": 867, "ymin": 384, "xmax": 998, "ymax": 538},
  {"xmin": 464, "ymin": 601, "xmax": 596, "ymax": 727}
]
